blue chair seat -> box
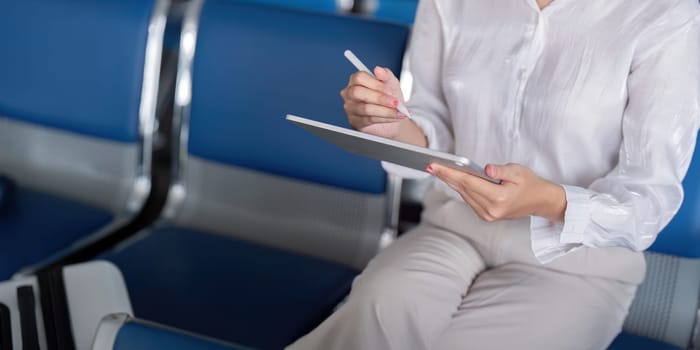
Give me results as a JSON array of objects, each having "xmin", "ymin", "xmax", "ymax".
[
  {"xmin": 105, "ymin": 228, "xmax": 358, "ymax": 350},
  {"xmin": 0, "ymin": 186, "xmax": 112, "ymax": 279},
  {"xmin": 608, "ymin": 333, "xmax": 682, "ymax": 350}
]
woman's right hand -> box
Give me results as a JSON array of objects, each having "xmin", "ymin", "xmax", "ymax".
[{"xmin": 340, "ymin": 66, "xmax": 409, "ymax": 140}]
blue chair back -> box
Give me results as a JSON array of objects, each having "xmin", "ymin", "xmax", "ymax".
[
  {"xmin": 189, "ymin": 0, "xmax": 408, "ymax": 194},
  {"xmin": 0, "ymin": 0, "xmax": 156, "ymax": 142},
  {"xmin": 373, "ymin": 0, "xmax": 418, "ymax": 25},
  {"xmin": 648, "ymin": 135, "xmax": 700, "ymax": 257}
]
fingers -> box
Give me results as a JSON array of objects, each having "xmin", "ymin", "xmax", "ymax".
[
  {"xmin": 340, "ymin": 68, "xmax": 408, "ymax": 136},
  {"xmin": 345, "ymin": 104, "xmax": 406, "ymax": 131},
  {"xmin": 374, "ymin": 66, "xmax": 398, "ymax": 84},
  {"xmin": 433, "ymin": 172, "xmax": 493, "ymax": 221},
  {"xmin": 429, "ymin": 164, "xmax": 501, "ymax": 199},
  {"xmin": 342, "ymin": 70, "xmax": 408, "ymax": 131},
  {"xmin": 348, "ymin": 71, "xmax": 385, "ymax": 92},
  {"xmin": 374, "ymin": 66, "xmax": 402, "ymax": 97},
  {"xmin": 344, "ymin": 101, "xmax": 404, "ymax": 120},
  {"xmin": 456, "ymin": 189, "xmax": 491, "ymax": 221},
  {"xmin": 428, "ymin": 163, "xmax": 514, "ymax": 222},
  {"xmin": 341, "ymin": 84, "xmax": 398, "ymax": 109},
  {"xmin": 428, "ymin": 162, "xmax": 544, "ymax": 222},
  {"xmin": 485, "ymin": 163, "xmax": 524, "ymax": 183}
]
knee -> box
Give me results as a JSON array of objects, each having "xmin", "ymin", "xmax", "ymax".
[{"xmin": 348, "ymin": 269, "xmax": 415, "ymax": 312}]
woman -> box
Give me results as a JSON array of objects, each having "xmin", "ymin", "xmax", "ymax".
[{"xmin": 289, "ymin": 0, "xmax": 700, "ymax": 348}]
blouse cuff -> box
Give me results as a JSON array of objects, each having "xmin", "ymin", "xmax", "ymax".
[
  {"xmin": 559, "ymin": 185, "xmax": 594, "ymax": 244},
  {"xmin": 410, "ymin": 115, "xmax": 440, "ymax": 151},
  {"xmin": 529, "ymin": 185, "xmax": 593, "ymax": 263}
]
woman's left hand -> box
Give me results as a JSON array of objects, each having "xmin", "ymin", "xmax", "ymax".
[{"xmin": 427, "ymin": 163, "xmax": 567, "ymax": 223}]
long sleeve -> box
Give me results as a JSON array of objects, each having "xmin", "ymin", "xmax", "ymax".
[
  {"xmin": 531, "ymin": 15, "xmax": 700, "ymax": 263},
  {"xmin": 405, "ymin": 0, "xmax": 452, "ymax": 154},
  {"xmin": 381, "ymin": 0, "xmax": 453, "ymax": 178}
]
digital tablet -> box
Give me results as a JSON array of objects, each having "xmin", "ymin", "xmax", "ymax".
[{"xmin": 286, "ymin": 114, "xmax": 501, "ymax": 184}]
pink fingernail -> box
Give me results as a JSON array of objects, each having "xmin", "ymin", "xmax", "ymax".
[
  {"xmin": 392, "ymin": 99, "xmax": 399, "ymax": 107},
  {"xmin": 426, "ymin": 165, "xmax": 434, "ymax": 174},
  {"xmin": 485, "ymin": 165, "xmax": 495, "ymax": 177},
  {"xmin": 397, "ymin": 112, "xmax": 407, "ymax": 119}
]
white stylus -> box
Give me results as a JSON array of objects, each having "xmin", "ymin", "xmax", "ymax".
[{"xmin": 344, "ymin": 50, "xmax": 411, "ymax": 118}]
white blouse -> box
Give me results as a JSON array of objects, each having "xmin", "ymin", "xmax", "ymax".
[{"xmin": 400, "ymin": 0, "xmax": 700, "ymax": 262}]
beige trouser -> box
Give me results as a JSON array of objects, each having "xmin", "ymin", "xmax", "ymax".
[{"xmin": 287, "ymin": 188, "xmax": 646, "ymax": 350}]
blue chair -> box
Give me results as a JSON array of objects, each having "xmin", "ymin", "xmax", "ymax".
[
  {"xmin": 607, "ymin": 134, "xmax": 700, "ymax": 349},
  {"xmin": 92, "ymin": 314, "xmax": 250, "ymax": 350},
  {"xmin": 0, "ymin": 0, "xmax": 171, "ymax": 279},
  {"xmin": 105, "ymin": 1, "xmax": 409, "ymax": 349}
]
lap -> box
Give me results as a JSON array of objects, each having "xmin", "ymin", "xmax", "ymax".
[
  {"xmin": 290, "ymin": 227, "xmax": 487, "ymax": 350},
  {"xmin": 290, "ymin": 226, "xmax": 637, "ymax": 350},
  {"xmin": 434, "ymin": 263, "xmax": 637, "ymax": 350},
  {"xmin": 351, "ymin": 225, "xmax": 485, "ymax": 299}
]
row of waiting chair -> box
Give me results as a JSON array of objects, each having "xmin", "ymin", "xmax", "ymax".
[
  {"xmin": 1, "ymin": 0, "xmax": 700, "ymax": 349},
  {"xmin": 142, "ymin": 1, "xmax": 700, "ymax": 349},
  {"xmin": 0, "ymin": 0, "xmax": 408, "ymax": 348}
]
